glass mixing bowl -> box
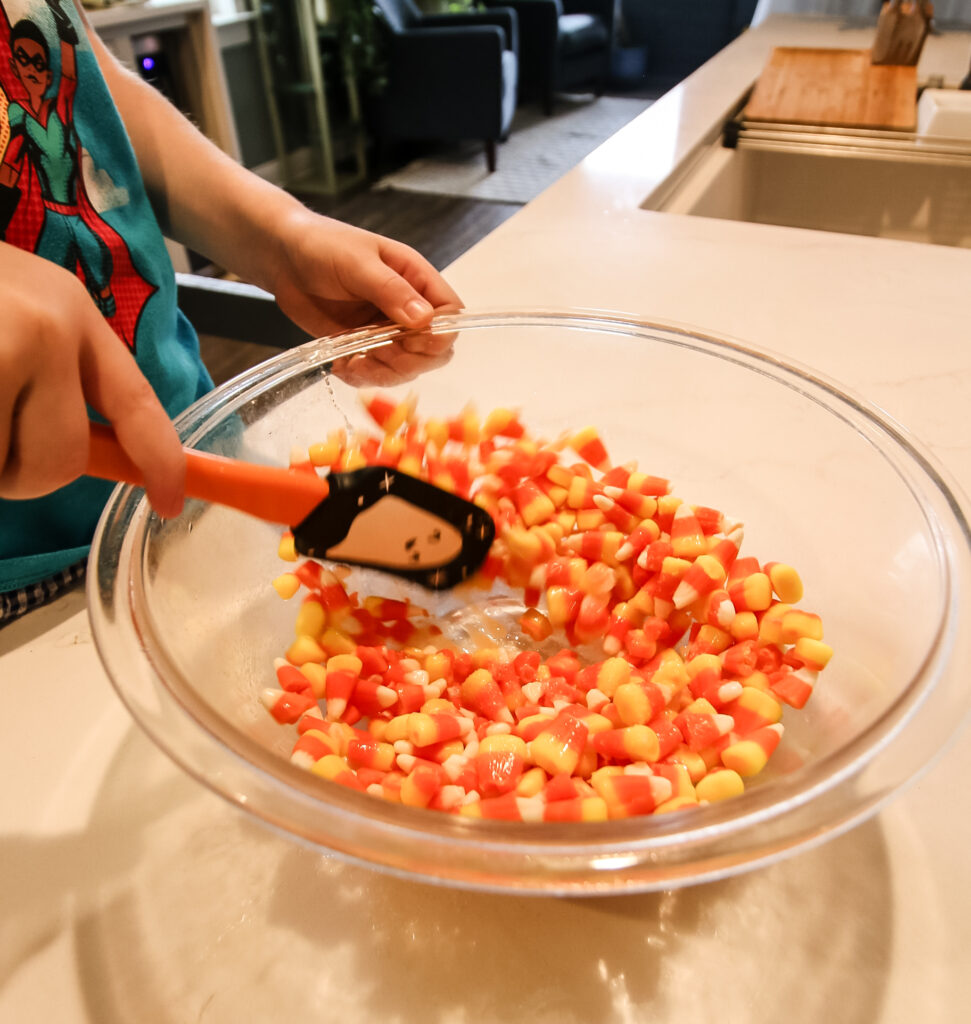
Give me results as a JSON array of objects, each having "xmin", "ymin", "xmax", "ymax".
[{"xmin": 88, "ymin": 310, "xmax": 971, "ymax": 894}]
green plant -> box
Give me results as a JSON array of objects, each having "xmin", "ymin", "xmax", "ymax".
[{"xmin": 330, "ymin": 0, "xmax": 388, "ymax": 95}]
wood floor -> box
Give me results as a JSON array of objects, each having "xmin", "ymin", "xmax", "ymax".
[
  {"xmin": 300, "ymin": 186, "xmax": 521, "ymax": 271},
  {"xmin": 197, "ymin": 186, "xmax": 520, "ymax": 385}
]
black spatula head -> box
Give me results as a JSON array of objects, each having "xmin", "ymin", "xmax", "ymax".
[{"xmin": 292, "ymin": 466, "xmax": 496, "ymax": 590}]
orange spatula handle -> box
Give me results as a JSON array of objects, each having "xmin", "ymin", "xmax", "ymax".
[{"xmin": 86, "ymin": 422, "xmax": 330, "ymax": 527}]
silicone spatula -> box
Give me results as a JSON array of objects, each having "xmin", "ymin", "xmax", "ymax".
[{"xmin": 86, "ymin": 422, "xmax": 495, "ymax": 590}]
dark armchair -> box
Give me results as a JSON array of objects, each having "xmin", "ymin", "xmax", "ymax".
[
  {"xmin": 485, "ymin": 0, "xmax": 614, "ymax": 115},
  {"xmin": 368, "ymin": 0, "xmax": 519, "ymax": 172}
]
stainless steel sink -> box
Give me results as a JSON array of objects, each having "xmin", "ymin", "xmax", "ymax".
[{"xmin": 644, "ymin": 120, "xmax": 971, "ymax": 249}]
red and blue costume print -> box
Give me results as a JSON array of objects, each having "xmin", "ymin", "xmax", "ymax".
[{"xmin": 0, "ymin": 0, "xmax": 154, "ymax": 348}]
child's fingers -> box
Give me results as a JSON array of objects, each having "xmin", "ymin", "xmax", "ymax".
[
  {"xmin": 373, "ymin": 271, "xmax": 434, "ymax": 328},
  {"xmin": 380, "ymin": 241, "xmax": 464, "ymax": 314},
  {"xmin": 344, "ymin": 248, "xmax": 461, "ymax": 329},
  {"xmin": 0, "ymin": 362, "xmax": 89, "ymax": 498},
  {"xmin": 0, "ymin": 370, "xmax": 19, "ymax": 494},
  {"xmin": 79, "ymin": 320, "xmax": 186, "ymax": 519},
  {"xmin": 0, "ymin": 250, "xmax": 181, "ymax": 512}
]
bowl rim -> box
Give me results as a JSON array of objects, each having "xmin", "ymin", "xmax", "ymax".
[{"xmin": 88, "ymin": 308, "xmax": 971, "ymax": 893}]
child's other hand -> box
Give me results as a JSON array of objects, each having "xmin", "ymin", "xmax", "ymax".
[
  {"xmin": 0, "ymin": 245, "xmax": 185, "ymax": 516},
  {"xmin": 266, "ymin": 209, "xmax": 464, "ymax": 339}
]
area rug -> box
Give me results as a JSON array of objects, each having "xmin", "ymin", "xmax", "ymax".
[{"xmin": 374, "ymin": 95, "xmax": 653, "ymax": 205}]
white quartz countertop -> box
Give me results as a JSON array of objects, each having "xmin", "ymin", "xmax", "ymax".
[{"xmin": 3, "ymin": 14, "xmax": 971, "ymax": 1023}]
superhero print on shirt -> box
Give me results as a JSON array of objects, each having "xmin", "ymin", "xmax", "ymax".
[{"xmin": 0, "ymin": 0, "xmax": 154, "ymax": 349}]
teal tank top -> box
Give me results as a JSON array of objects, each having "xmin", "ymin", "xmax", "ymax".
[{"xmin": 0, "ymin": 0, "xmax": 212, "ymax": 591}]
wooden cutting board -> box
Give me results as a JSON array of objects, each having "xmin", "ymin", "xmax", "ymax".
[{"xmin": 745, "ymin": 48, "xmax": 918, "ymax": 131}]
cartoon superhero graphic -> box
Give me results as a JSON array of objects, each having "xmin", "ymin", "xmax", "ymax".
[{"xmin": 0, "ymin": 0, "xmax": 155, "ymax": 348}]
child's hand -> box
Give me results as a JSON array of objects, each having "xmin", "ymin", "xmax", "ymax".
[
  {"xmin": 0, "ymin": 245, "xmax": 185, "ymax": 516},
  {"xmin": 264, "ymin": 209, "xmax": 464, "ymax": 339},
  {"xmin": 330, "ymin": 329, "xmax": 457, "ymax": 388}
]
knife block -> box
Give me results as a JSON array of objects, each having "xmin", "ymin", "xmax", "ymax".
[{"xmin": 871, "ymin": 1, "xmax": 933, "ymax": 66}]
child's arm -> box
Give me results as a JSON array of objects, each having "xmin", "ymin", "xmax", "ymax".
[{"xmin": 78, "ymin": 5, "xmax": 463, "ymax": 338}]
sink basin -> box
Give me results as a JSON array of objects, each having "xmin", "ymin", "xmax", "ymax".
[
  {"xmin": 918, "ymin": 88, "xmax": 971, "ymax": 139},
  {"xmin": 646, "ymin": 126, "xmax": 971, "ymax": 250}
]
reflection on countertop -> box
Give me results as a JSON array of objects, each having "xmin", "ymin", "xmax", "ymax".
[{"xmin": 3, "ymin": 721, "xmax": 898, "ymax": 1024}]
